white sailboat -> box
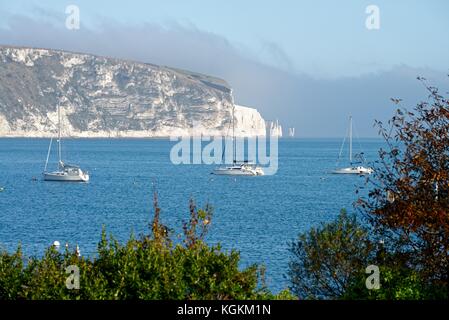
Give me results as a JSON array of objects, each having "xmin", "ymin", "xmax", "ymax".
[
  {"xmin": 332, "ymin": 116, "xmax": 373, "ymax": 175},
  {"xmin": 43, "ymin": 105, "xmax": 89, "ymax": 182},
  {"xmin": 212, "ymin": 162, "xmax": 264, "ymax": 176},
  {"xmin": 212, "ymin": 97, "xmax": 264, "ymax": 176}
]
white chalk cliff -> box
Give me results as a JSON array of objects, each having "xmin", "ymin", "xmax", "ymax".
[{"xmin": 0, "ymin": 46, "xmax": 269, "ymax": 138}]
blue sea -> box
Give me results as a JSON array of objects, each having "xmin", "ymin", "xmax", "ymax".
[{"xmin": 0, "ymin": 138, "xmax": 384, "ymax": 292}]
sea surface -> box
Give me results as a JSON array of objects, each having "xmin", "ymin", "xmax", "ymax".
[{"xmin": 0, "ymin": 138, "xmax": 384, "ymax": 292}]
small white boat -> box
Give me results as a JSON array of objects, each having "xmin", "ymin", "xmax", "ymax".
[
  {"xmin": 43, "ymin": 105, "xmax": 89, "ymax": 182},
  {"xmin": 332, "ymin": 116, "xmax": 373, "ymax": 175},
  {"xmin": 44, "ymin": 161, "xmax": 89, "ymax": 182},
  {"xmin": 332, "ymin": 166, "xmax": 373, "ymax": 175},
  {"xmin": 213, "ymin": 162, "xmax": 264, "ymax": 176}
]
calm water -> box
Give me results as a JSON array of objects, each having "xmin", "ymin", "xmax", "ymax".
[{"xmin": 0, "ymin": 138, "xmax": 383, "ymax": 292}]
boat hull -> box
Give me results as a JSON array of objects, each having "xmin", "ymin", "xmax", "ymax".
[
  {"xmin": 332, "ymin": 167, "xmax": 373, "ymax": 175},
  {"xmin": 212, "ymin": 169, "xmax": 257, "ymax": 176},
  {"xmin": 43, "ymin": 172, "xmax": 89, "ymax": 182},
  {"xmin": 212, "ymin": 166, "xmax": 264, "ymax": 176}
]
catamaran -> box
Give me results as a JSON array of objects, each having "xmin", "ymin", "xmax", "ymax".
[
  {"xmin": 213, "ymin": 161, "xmax": 265, "ymax": 176},
  {"xmin": 212, "ymin": 97, "xmax": 264, "ymax": 176},
  {"xmin": 332, "ymin": 116, "xmax": 373, "ymax": 175},
  {"xmin": 43, "ymin": 105, "xmax": 89, "ymax": 182}
]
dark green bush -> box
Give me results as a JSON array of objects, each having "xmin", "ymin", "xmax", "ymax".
[{"xmin": 288, "ymin": 210, "xmax": 375, "ymax": 299}]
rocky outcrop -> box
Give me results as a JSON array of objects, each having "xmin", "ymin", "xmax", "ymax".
[{"xmin": 0, "ymin": 46, "xmax": 267, "ymax": 137}]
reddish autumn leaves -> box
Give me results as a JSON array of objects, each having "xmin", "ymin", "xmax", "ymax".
[{"xmin": 359, "ymin": 76, "xmax": 449, "ymax": 289}]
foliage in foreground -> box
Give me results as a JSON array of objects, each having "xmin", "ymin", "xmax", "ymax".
[
  {"xmin": 288, "ymin": 210, "xmax": 375, "ymax": 299},
  {"xmin": 289, "ymin": 77, "xmax": 449, "ymax": 300},
  {"xmin": 0, "ymin": 195, "xmax": 292, "ymax": 300},
  {"xmin": 289, "ymin": 210, "xmax": 445, "ymax": 300}
]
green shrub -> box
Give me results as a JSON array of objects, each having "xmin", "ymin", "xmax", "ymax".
[
  {"xmin": 0, "ymin": 194, "xmax": 291, "ymax": 300},
  {"xmin": 288, "ymin": 210, "xmax": 375, "ymax": 299}
]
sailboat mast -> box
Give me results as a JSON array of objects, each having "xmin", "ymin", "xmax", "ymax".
[
  {"xmin": 349, "ymin": 115, "xmax": 352, "ymax": 163},
  {"xmin": 44, "ymin": 137, "xmax": 53, "ymax": 173},
  {"xmin": 232, "ymin": 104, "xmax": 236, "ymax": 163},
  {"xmin": 230, "ymin": 90, "xmax": 236, "ymax": 164},
  {"xmin": 58, "ymin": 104, "xmax": 62, "ymax": 166}
]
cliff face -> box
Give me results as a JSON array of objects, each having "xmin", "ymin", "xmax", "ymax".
[
  {"xmin": 0, "ymin": 46, "xmax": 266, "ymax": 137},
  {"xmin": 234, "ymin": 105, "xmax": 267, "ymax": 136}
]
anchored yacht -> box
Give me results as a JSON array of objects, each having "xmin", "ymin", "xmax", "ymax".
[
  {"xmin": 212, "ymin": 94, "xmax": 264, "ymax": 176},
  {"xmin": 43, "ymin": 105, "xmax": 89, "ymax": 182},
  {"xmin": 332, "ymin": 116, "xmax": 373, "ymax": 175},
  {"xmin": 213, "ymin": 161, "xmax": 264, "ymax": 176}
]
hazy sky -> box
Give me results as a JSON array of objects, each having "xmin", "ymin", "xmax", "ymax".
[{"xmin": 0, "ymin": 0, "xmax": 448, "ymax": 137}]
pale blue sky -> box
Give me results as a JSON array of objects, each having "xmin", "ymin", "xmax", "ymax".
[{"xmin": 1, "ymin": 0, "xmax": 448, "ymax": 78}]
